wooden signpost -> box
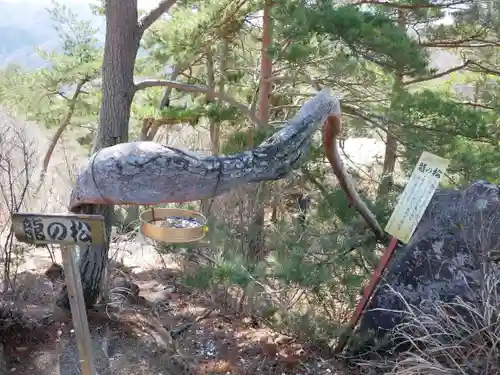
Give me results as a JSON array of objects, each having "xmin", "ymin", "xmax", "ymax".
[
  {"xmin": 11, "ymin": 212, "xmax": 105, "ymax": 375},
  {"xmin": 334, "ymin": 151, "xmax": 450, "ymax": 354}
]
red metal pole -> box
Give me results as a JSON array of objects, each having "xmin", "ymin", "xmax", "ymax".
[{"xmin": 333, "ymin": 236, "xmax": 399, "ymax": 354}]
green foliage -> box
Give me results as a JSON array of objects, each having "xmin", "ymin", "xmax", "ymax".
[
  {"xmin": 393, "ymin": 89, "xmax": 500, "ymax": 182},
  {"xmin": 133, "ymin": 102, "xmax": 243, "ymax": 129},
  {"xmin": 183, "ymin": 264, "xmax": 215, "ymax": 291},
  {"xmin": 204, "ymin": 102, "xmax": 242, "ymax": 123},
  {"xmin": 221, "ymin": 126, "xmax": 278, "ymax": 154},
  {"xmin": 270, "ymin": 244, "xmax": 332, "ymax": 288},
  {"xmin": 2, "ymin": 0, "xmax": 500, "ymax": 352},
  {"xmin": 0, "ymin": 1, "xmax": 102, "ymax": 134},
  {"xmin": 316, "ymin": 187, "xmax": 393, "ymax": 229},
  {"xmin": 174, "ymin": 192, "xmax": 388, "ymax": 343},
  {"xmin": 274, "ymin": 3, "xmax": 428, "ymax": 75},
  {"xmin": 143, "ymin": 0, "xmax": 260, "ymax": 64},
  {"xmin": 89, "ymin": 1, "xmax": 105, "ymax": 16},
  {"xmin": 0, "ymin": 65, "xmax": 34, "ymax": 108}
]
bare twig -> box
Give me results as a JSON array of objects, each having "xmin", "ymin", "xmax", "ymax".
[
  {"xmin": 404, "ymin": 60, "xmax": 470, "ymax": 86},
  {"xmin": 0, "ymin": 123, "xmax": 37, "ymax": 290}
]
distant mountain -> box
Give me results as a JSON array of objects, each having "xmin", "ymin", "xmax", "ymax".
[
  {"xmin": 0, "ymin": 0, "xmax": 104, "ymax": 68},
  {"xmin": 0, "ymin": 0, "xmax": 465, "ymax": 86}
]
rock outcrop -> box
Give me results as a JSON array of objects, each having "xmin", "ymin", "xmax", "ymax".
[{"xmin": 353, "ymin": 180, "xmax": 500, "ymax": 354}]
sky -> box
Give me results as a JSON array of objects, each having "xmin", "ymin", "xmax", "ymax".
[
  {"xmin": 0, "ymin": 0, "xmax": 461, "ymax": 70},
  {"xmin": 0, "ymin": 0, "xmax": 163, "ymax": 10},
  {"xmin": 0, "ymin": 0, "xmax": 458, "ymax": 26},
  {"xmin": 1, "ymin": 0, "xmax": 159, "ymax": 3}
]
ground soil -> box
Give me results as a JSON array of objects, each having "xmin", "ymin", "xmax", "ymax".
[
  {"xmin": 0, "ymin": 109, "xmax": 376, "ymax": 375},
  {"xmin": 1, "ymin": 246, "xmax": 357, "ymax": 375}
]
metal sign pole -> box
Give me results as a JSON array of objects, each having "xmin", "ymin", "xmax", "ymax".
[
  {"xmin": 334, "ymin": 151, "xmax": 450, "ymax": 354},
  {"xmin": 11, "ymin": 212, "xmax": 105, "ymax": 375}
]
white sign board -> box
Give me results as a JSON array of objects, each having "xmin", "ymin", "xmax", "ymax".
[{"xmin": 385, "ymin": 151, "xmax": 450, "ymax": 244}]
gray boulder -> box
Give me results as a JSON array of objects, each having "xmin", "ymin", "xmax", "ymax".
[{"xmin": 352, "ymin": 180, "xmax": 500, "ymax": 354}]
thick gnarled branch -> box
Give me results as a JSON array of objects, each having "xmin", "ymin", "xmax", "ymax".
[
  {"xmin": 69, "ymin": 89, "xmax": 340, "ymax": 211},
  {"xmin": 323, "ymin": 114, "xmax": 385, "ymax": 240}
]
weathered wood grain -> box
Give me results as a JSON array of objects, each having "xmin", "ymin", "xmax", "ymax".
[
  {"xmin": 69, "ymin": 89, "xmax": 341, "ymax": 210},
  {"xmin": 12, "ymin": 211, "xmax": 100, "ymax": 374},
  {"xmin": 12, "ymin": 212, "xmax": 105, "ymax": 245},
  {"xmin": 61, "ymin": 245, "xmax": 97, "ymax": 375}
]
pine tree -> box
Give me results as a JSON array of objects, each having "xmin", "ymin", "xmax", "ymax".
[{"xmin": 0, "ymin": 1, "xmax": 102, "ymax": 182}]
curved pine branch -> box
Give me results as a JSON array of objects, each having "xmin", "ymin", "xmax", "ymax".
[
  {"xmin": 69, "ymin": 88, "xmax": 385, "ymax": 242},
  {"xmin": 70, "ymin": 89, "xmax": 339, "ymax": 210}
]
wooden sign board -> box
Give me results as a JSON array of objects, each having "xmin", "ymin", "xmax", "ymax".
[
  {"xmin": 11, "ymin": 212, "xmax": 102, "ymax": 375},
  {"xmin": 385, "ymin": 151, "xmax": 450, "ymax": 244},
  {"xmin": 11, "ymin": 213, "xmax": 105, "ymax": 246}
]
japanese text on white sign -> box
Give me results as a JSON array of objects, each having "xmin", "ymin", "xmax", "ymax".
[{"xmin": 385, "ymin": 151, "xmax": 450, "ymax": 244}]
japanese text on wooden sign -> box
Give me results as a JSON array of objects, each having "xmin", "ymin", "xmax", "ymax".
[
  {"xmin": 385, "ymin": 151, "xmax": 450, "ymax": 244},
  {"xmin": 11, "ymin": 212, "xmax": 104, "ymax": 375},
  {"xmin": 11, "ymin": 213, "xmax": 105, "ymax": 246}
]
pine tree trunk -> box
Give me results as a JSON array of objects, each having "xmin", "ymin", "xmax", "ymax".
[
  {"xmin": 57, "ymin": 0, "xmax": 140, "ymax": 310},
  {"xmin": 159, "ymin": 64, "xmax": 182, "ymax": 110},
  {"xmin": 379, "ymin": 107, "xmax": 398, "ymax": 195},
  {"xmin": 378, "ymin": 9, "xmax": 406, "ymax": 197},
  {"xmin": 248, "ymin": 0, "xmax": 273, "ymax": 261},
  {"xmin": 211, "ymin": 39, "xmax": 228, "ymax": 157},
  {"xmin": 38, "ymin": 78, "xmax": 87, "ymax": 188},
  {"xmin": 200, "ymin": 47, "xmax": 217, "ymax": 216}
]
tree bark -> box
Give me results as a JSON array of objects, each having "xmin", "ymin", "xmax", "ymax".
[
  {"xmin": 68, "ymin": 89, "xmax": 341, "ymax": 210},
  {"xmin": 36, "ymin": 78, "xmax": 88, "ymax": 191},
  {"xmin": 201, "ymin": 47, "xmax": 217, "ymax": 216},
  {"xmin": 248, "ymin": 0, "xmax": 273, "ymax": 261},
  {"xmin": 378, "ymin": 9, "xmax": 405, "ymax": 197},
  {"xmin": 158, "ymin": 64, "xmax": 182, "ymax": 111},
  {"xmin": 57, "ymin": 0, "xmax": 146, "ymax": 310}
]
